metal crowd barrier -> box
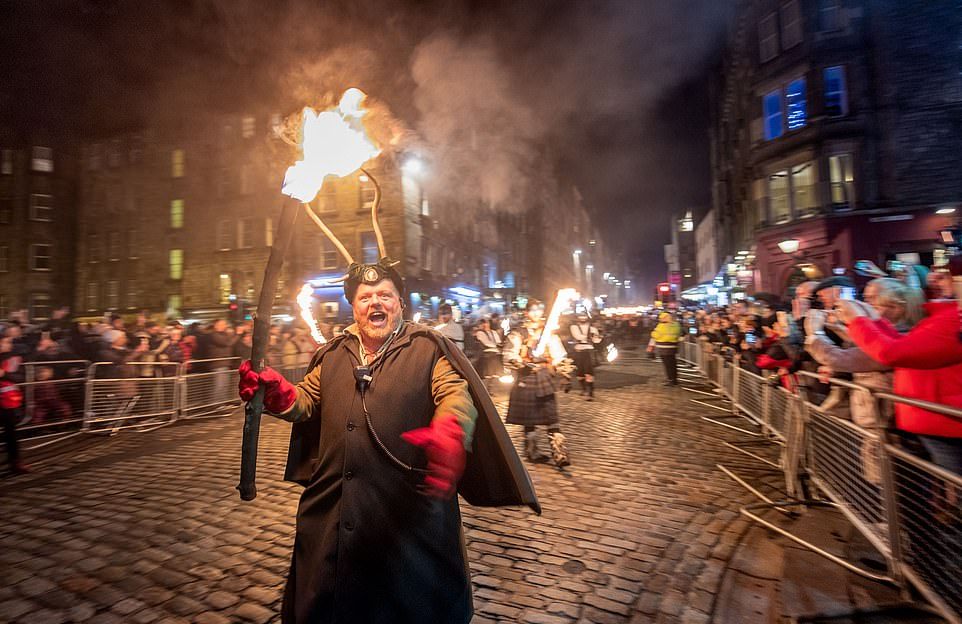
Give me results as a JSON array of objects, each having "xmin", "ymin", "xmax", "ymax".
[
  {"xmin": 680, "ymin": 338, "xmax": 962, "ymax": 622},
  {"xmin": 17, "ymin": 360, "xmax": 90, "ymax": 450},
  {"xmin": 84, "ymin": 362, "xmax": 182, "ymax": 433},
  {"xmin": 181, "ymin": 357, "xmax": 242, "ymax": 419}
]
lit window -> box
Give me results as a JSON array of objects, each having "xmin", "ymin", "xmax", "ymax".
[
  {"xmin": 170, "ymin": 199, "xmax": 184, "ymax": 228},
  {"xmin": 108, "ymin": 232, "xmax": 122, "ymax": 260},
  {"xmin": 0, "ymin": 198, "xmax": 10, "ymax": 224},
  {"xmin": 265, "ymin": 218, "xmax": 274, "ymax": 247},
  {"xmin": 360, "ymin": 176, "xmax": 376, "ymax": 211},
  {"xmin": 780, "ymin": 1, "xmax": 803, "ymax": 49},
  {"xmin": 819, "ymin": 0, "xmax": 842, "ymax": 31},
  {"xmin": 1, "ymin": 149, "xmax": 12, "ymax": 175},
  {"xmin": 169, "ymin": 249, "xmax": 184, "ymax": 280},
  {"xmin": 0, "ymin": 246, "xmax": 7, "ymax": 272},
  {"xmin": 86, "ymin": 282, "xmax": 98, "ymax": 311},
  {"xmin": 758, "ymin": 13, "xmax": 779, "ymax": 62},
  {"xmin": 219, "ymin": 273, "xmax": 232, "ymax": 304},
  {"xmin": 128, "ymin": 228, "xmax": 139, "ymax": 259},
  {"xmin": 29, "ymin": 194, "xmax": 53, "ymax": 221},
  {"xmin": 829, "ymin": 154, "xmax": 855, "ymax": 211},
  {"xmin": 238, "ymin": 218, "xmax": 256, "ymax": 249},
  {"xmin": 171, "ymin": 149, "xmax": 185, "ymax": 178},
  {"xmin": 126, "ymin": 282, "xmax": 137, "ymax": 309},
  {"xmin": 786, "ymin": 78, "xmax": 807, "ymax": 130},
  {"xmin": 361, "ymin": 232, "xmax": 379, "ymax": 264},
  {"xmin": 217, "ymin": 220, "xmax": 233, "ymax": 251},
  {"xmin": 768, "ymin": 171, "xmax": 791, "ymax": 223},
  {"xmin": 240, "ymin": 163, "xmax": 253, "ymax": 195},
  {"xmin": 0, "ymin": 295, "xmax": 8, "ymax": 319},
  {"xmin": 763, "ymin": 90, "xmax": 783, "ymax": 140},
  {"xmin": 420, "ymin": 198, "xmax": 430, "ymax": 217},
  {"xmin": 30, "ymin": 293, "xmax": 51, "ymax": 321},
  {"xmin": 31, "ymin": 146, "xmax": 53, "ymax": 172},
  {"xmin": 242, "ymin": 116, "xmax": 255, "ymax": 138},
  {"xmin": 791, "ymin": 163, "xmax": 816, "ymax": 218},
  {"xmin": 30, "ymin": 244, "xmax": 52, "ymax": 271},
  {"xmin": 824, "ymin": 66, "xmax": 848, "ymax": 117},
  {"xmin": 679, "ymin": 211, "xmax": 694, "ymax": 232},
  {"xmin": 167, "ymin": 294, "xmax": 182, "ymax": 317},
  {"xmin": 321, "ymin": 239, "xmax": 338, "ymax": 269},
  {"xmin": 106, "ymin": 280, "xmax": 119, "ymax": 310},
  {"xmin": 88, "ymin": 233, "xmax": 100, "ymax": 263}
]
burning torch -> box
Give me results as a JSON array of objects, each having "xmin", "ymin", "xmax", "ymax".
[{"xmin": 238, "ymin": 88, "xmax": 380, "ymax": 501}]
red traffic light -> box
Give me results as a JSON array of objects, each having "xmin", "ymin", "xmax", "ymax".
[
  {"xmin": 229, "ymin": 303, "xmax": 238, "ymax": 311},
  {"xmin": 658, "ymin": 284, "xmax": 670, "ymax": 293}
]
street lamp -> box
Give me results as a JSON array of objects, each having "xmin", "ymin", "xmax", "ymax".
[{"xmin": 777, "ymin": 239, "xmax": 800, "ymax": 255}]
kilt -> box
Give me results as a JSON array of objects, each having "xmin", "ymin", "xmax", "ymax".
[
  {"xmin": 572, "ymin": 350, "xmax": 594, "ymax": 376},
  {"xmin": 475, "ymin": 352, "xmax": 503, "ymax": 378},
  {"xmin": 506, "ymin": 368, "xmax": 559, "ymax": 426}
]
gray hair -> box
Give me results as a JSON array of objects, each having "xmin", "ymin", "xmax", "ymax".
[{"xmin": 868, "ymin": 278, "xmax": 925, "ymax": 328}]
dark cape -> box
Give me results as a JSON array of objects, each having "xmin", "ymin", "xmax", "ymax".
[
  {"xmin": 280, "ymin": 322, "xmax": 540, "ymax": 624},
  {"xmin": 285, "ymin": 322, "xmax": 540, "ymax": 514}
]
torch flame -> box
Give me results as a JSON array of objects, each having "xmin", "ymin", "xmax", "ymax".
[
  {"xmin": 606, "ymin": 343, "xmax": 619, "ymax": 363},
  {"xmin": 297, "ymin": 284, "xmax": 326, "ymax": 344},
  {"xmin": 282, "ymin": 88, "xmax": 381, "ymax": 203},
  {"xmin": 533, "ymin": 288, "xmax": 579, "ymax": 358}
]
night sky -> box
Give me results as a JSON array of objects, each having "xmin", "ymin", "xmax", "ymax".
[{"xmin": 0, "ymin": 0, "xmax": 731, "ymax": 296}]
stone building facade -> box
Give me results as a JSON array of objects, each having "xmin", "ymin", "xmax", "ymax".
[
  {"xmin": 711, "ymin": 0, "xmax": 962, "ymax": 295},
  {"xmin": 0, "ymin": 131, "xmax": 76, "ymax": 321}
]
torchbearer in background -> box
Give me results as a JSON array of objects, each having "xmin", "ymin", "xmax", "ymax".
[
  {"xmin": 503, "ymin": 299, "xmax": 571, "ymax": 466},
  {"xmin": 569, "ymin": 312, "xmax": 601, "ymax": 400},
  {"xmin": 237, "ymin": 88, "xmax": 538, "ymax": 624},
  {"xmin": 434, "ymin": 302, "xmax": 465, "ymax": 350}
]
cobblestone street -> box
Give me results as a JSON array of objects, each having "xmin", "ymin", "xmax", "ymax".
[{"xmin": 1, "ymin": 351, "xmax": 783, "ymax": 624}]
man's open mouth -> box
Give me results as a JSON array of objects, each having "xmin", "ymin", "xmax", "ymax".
[{"xmin": 369, "ymin": 311, "xmax": 388, "ymax": 326}]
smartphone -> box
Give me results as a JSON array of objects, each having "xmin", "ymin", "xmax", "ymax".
[
  {"xmin": 839, "ymin": 286, "xmax": 856, "ymax": 301},
  {"xmin": 746, "ymin": 333, "xmax": 756, "ymax": 345},
  {"xmin": 689, "ymin": 327, "xmax": 697, "ymax": 335}
]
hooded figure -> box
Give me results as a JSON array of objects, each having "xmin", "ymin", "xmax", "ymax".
[{"xmin": 238, "ymin": 181, "xmax": 538, "ymax": 624}]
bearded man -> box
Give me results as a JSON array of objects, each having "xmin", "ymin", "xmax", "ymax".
[{"xmin": 238, "ymin": 259, "xmax": 537, "ymax": 624}]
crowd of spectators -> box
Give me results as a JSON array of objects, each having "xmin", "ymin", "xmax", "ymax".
[{"xmin": 673, "ymin": 258, "xmax": 962, "ymax": 475}]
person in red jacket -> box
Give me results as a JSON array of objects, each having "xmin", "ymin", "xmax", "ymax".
[{"xmin": 840, "ymin": 294, "xmax": 962, "ymax": 474}]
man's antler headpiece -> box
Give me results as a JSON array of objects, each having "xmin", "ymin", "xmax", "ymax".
[{"xmin": 303, "ymin": 168, "xmax": 404, "ymax": 303}]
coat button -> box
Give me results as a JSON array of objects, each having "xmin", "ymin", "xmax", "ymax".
[
  {"xmin": 345, "ymin": 471, "xmax": 353, "ymax": 480},
  {"xmin": 346, "ymin": 421, "xmax": 355, "ymax": 431},
  {"xmin": 344, "ymin": 521, "xmax": 355, "ymax": 531}
]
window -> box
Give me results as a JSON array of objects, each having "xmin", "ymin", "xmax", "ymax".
[
  {"xmin": 786, "ymin": 78, "xmax": 807, "ymax": 130},
  {"xmin": 1, "ymin": 149, "xmax": 12, "ymax": 175},
  {"xmin": 102, "ymin": 281, "xmax": 118, "ymax": 310},
  {"xmin": 319, "ymin": 186, "xmax": 337, "ymax": 212},
  {"xmin": 359, "ymin": 175, "xmax": 376, "ymax": 211},
  {"xmin": 242, "ymin": 116, "xmax": 255, "ymax": 138},
  {"xmin": 819, "ymin": 0, "xmax": 842, "ymax": 31},
  {"xmin": 238, "ymin": 218, "xmax": 256, "ymax": 249},
  {"xmin": 86, "ymin": 283, "xmax": 98, "ymax": 311},
  {"xmin": 320, "ymin": 239, "xmax": 338, "ymax": 269},
  {"xmin": 88, "ymin": 233, "xmax": 101, "ymax": 263},
  {"xmin": 361, "ymin": 231, "xmax": 378, "ymax": 264},
  {"xmin": 763, "ymin": 89, "xmax": 783, "ymax": 140},
  {"xmin": 30, "ymin": 293, "xmax": 51, "ymax": 321},
  {"xmin": 768, "ymin": 171, "xmax": 791, "ymax": 223},
  {"xmin": 421, "ymin": 238, "xmax": 432, "ymax": 271},
  {"xmin": 240, "ymin": 164, "xmax": 253, "ymax": 195},
  {"xmin": 791, "ymin": 163, "xmax": 817, "ymax": 218},
  {"xmin": 126, "ymin": 281, "xmax": 137, "ymax": 309},
  {"xmin": 420, "ymin": 198, "xmax": 430, "ymax": 217},
  {"xmin": 0, "ymin": 295, "xmax": 8, "ymax": 320},
  {"xmin": 824, "ymin": 66, "xmax": 848, "ymax": 117},
  {"xmin": 170, "ymin": 199, "xmax": 184, "ymax": 228},
  {"xmin": 108, "ymin": 232, "xmax": 121, "ymax": 260},
  {"xmin": 265, "ymin": 217, "xmax": 274, "ymax": 247},
  {"xmin": 780, "ymin": 1, "xmax": 803, "ymax": 49},
  {"xmin": 128, "ymin": 228, "xmax": 139, "ymax": 259},
  {"xmin": 758, "ymin": 13, "xmax": 779, "ymax": 62},
  {"xmin": 829, "ymin": 154, "xmax": 855, "ymax": 210},
  {"xmin": 31, "ymin": 146, "xmax": 53, "ymax": 172},
  {"xmin": 217, "ymin": 220, "xmax": 233, "ymax": 250},
  {"xmin": 0, "ymin": 198, "xmax": 10, "ymax": 224},
  {"xmin": 167, "ymin": 294, "xmax": 182, "ymax": 317},
  {"xmin": 219, "ymin": 273, "xmax": 232, "ymax": 304},
  {"xmin": 0, "ymin": 246, "xmax": 7, "ymax": 272},
  {"xmin": 29, "ymin": 194, "xmax": 53, "ymax": 221},
  {"xmin": 169, "ymin": 249, "xmax": 184, "ymax": 280},
  {"xmin": 171, "ymin": 149, "xmax": 185, "ymax": 178},
  {"xmin": 30, "ymin": 244, "xmax": 52, "ymax": 271}
]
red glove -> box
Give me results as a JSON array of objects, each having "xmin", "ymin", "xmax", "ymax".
[
  {"xmin": 401, "ymin": 414, "xmax": 466, "ymax": 500},
  {"xmin": 237, "ymin": 360, "xmax": 297, "ymax": 414}
]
